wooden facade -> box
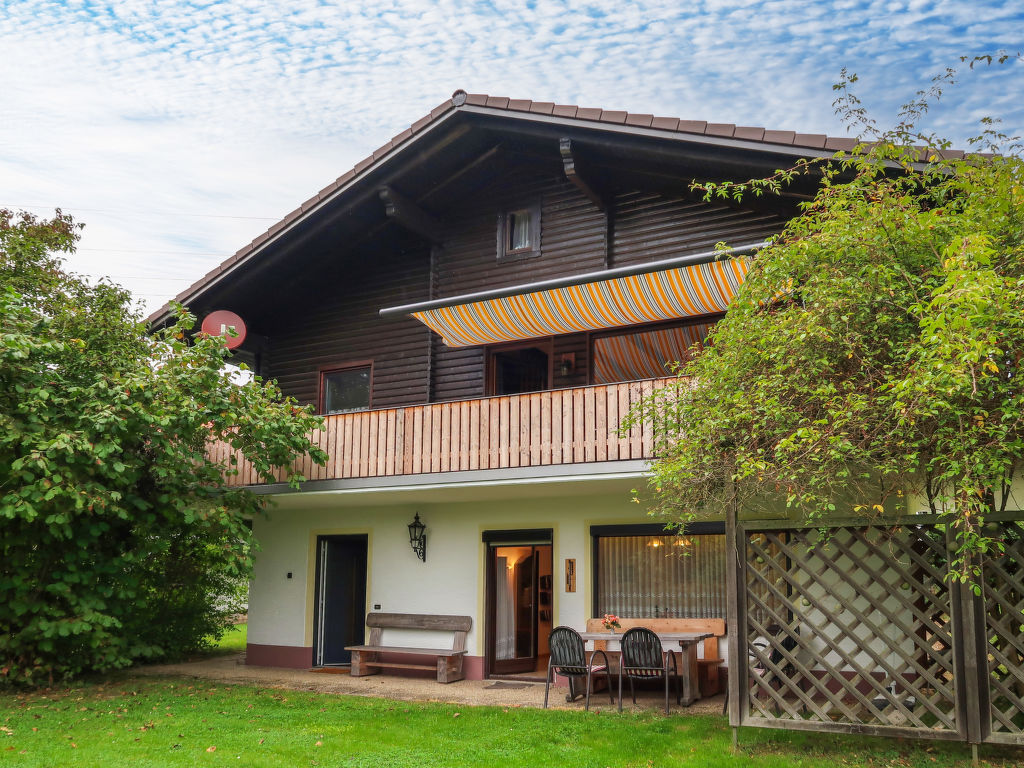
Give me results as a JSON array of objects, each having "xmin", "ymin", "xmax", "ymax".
[
  {"xmin": 257, "ymin": 169, "xmax": 786, "ymax": 416},
  {"xmin": 213, "ymin": 377, "xmax": 671, "ymax": 487},
  {"xmin": 165, "ymin": 97, "xmax": 811, "ymax": 489}
]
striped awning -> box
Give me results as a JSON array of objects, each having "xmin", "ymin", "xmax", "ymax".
[
  {"xmin": 412, "ymin": 257, "xmax": 749, "ymax": 347},
  {"xmin": 592, "ymin": 323, "xmax": 713, "ymax": 384}
]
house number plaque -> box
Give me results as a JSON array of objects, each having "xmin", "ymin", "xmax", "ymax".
[{"xmin": 564, "ymin": 558, "xmax": 576, "ymax": 593}]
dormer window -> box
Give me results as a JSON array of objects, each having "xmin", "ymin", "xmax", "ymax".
[{"xmin": 497, "ymin": 204, "xmax": 540, "ymax": 260}]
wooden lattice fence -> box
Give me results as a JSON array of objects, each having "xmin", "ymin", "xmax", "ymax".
[{"xmin": 725, "ymin": 512, "xmax": 1024, "ymax": 747}]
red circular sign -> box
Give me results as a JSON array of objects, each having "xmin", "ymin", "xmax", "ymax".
[{"xmin": 201, "ymin": 310, "xmax": 247, "ymax": 350}]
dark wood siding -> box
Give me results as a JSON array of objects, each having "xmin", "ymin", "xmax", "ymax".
[
  {"xmin": 264, "ymin": 245, "xmax": 432, "ymax": 409},
  {"xmin": 431, "ymin": 167, "xmax": 607, "ymax": 401},
  {"xmin": 612, "ymin": 192, "xmax": 785, "ymax": 267},
  {"xmin": 263, "ymin": 170, "xmax": 789, "ymax": 409}
]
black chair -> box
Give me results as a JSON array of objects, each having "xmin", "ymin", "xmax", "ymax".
[
  {"xmin": 544, "ymin": 626, "xmax": 613, "ymax": 710},
  {"xmin": 618, "ymin": 627, "xmax": 681, "ymax": 714}
]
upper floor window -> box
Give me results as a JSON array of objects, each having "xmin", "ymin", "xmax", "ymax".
[
  {"xmin": 497, "ymin": 204, "xmax": 540, "ymax": 261},
  {"xmin": 320, "ymin": 363, "xmax": 372, "ymax": 414}
]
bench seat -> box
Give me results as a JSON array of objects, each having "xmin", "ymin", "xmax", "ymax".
[
  {"xmin": 345, "ymin": 644, "xmax": 467, "ymax": 657},
  {"xmin": 345, "ymin": 613, "xmax": 472, "ymax": 684}
]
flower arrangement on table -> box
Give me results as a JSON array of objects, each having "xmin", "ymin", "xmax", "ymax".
[{"xmin": 601, "ymin": 613, "xmax": 621, "ymax": 633}]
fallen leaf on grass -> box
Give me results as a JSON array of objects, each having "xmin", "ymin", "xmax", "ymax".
[{"xmin": 206, "ymin": 746, "xmax": 217, "ymax": 752}]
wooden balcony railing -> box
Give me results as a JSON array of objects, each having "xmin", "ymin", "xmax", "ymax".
[{"xmin": 213, "ymin": 378, "xmax": 673, "ymax": 487}]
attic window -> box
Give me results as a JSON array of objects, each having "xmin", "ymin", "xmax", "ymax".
[{"xmin": 497, "ymin": 204, "xmax": 540, "ymax": 260}]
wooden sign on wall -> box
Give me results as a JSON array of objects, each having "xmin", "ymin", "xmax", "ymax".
[{"xmin": 564, "ymin": 558, "xmax": 576, "ymax": 593}]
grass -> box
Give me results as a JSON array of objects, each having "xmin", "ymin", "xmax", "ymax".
[
  {"xmin": 2, "ymin": 676, "xmax": 1022, "ymax": 767},
  {"xmin": 211, "ymin": 622, "xmax": 247, "ymax": 654}
]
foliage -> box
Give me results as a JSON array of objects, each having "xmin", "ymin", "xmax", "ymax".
[
  {"xmin": 626, "ymin": 60, "xmax": 1024, "ymax": 578},
  {"xmin": 0, "ymin": 210, "xmax": 327, "ymax": 687},
  {"xmin": 2, "ymin": 676, "xmax": 1017, "ymax": 767}
]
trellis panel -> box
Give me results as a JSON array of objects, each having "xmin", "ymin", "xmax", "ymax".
[
  {"xmin": 734, "ymin": 520, "xmax": 965, "ymax": 741},
  {"xmin": 983, "ymin": 521, "xmax": 1024, "ymax": 744},
  {"xmin": 730, "ymin": 515, "xmax": 1024, "ymax": 747}
]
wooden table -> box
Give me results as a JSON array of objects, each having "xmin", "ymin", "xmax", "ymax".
[{"xmin": 579, "ymin": 631, "xmax": 713, "ymax": 706}]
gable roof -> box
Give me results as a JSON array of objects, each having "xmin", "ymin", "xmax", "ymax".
[{"xmin": 147, "ymin": 90, "xmax": 893, "ymax": 328}]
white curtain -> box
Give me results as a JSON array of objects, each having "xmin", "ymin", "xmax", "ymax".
[
  {"xmin": 596, "ymin": 535, "xmax": 726, "ymax": 618},
  {"xmin": 495, "ymin": 556, "xmax": 515, "ymax": 659}
]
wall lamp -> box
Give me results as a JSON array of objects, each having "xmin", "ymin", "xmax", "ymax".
[{"xmin": 408, "ymin": 513, "xmax": 426, "ymax": 562}]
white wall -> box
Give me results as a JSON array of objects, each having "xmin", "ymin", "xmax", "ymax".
[{"xmin": 248, "ymin": 483, "xmax": 655, "ymax": 656}]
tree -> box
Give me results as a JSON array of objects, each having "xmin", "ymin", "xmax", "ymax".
[
  {"xmin": 0, "ymin": 209, "xmax": 327, "ymax": 686},
  {"xmin": 627, "ymin": 61, "xmax": 1024, "ymax": 579}
]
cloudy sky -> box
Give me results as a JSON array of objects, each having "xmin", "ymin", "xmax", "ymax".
[{"xmin": 2, "ymin": 0, "xmax": 1022, "ymax": 315}]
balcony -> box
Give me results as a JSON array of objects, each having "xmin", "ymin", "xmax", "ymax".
[{"xmin": 214, "ymin": 378, "xmax": 673, "ymax": 487}]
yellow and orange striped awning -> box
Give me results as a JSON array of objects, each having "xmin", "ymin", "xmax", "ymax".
[{"xmin": 412, "ymin": 257, "xmax": 749, "ymax": 347}]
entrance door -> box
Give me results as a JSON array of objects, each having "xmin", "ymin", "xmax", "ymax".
[
  {"xmin": 485, "ymin": 530, "xmax": 553, "ymax": 675},
  {"xmin": 312, "ymin": 535, "xmax": 368, "ymax": 666}
]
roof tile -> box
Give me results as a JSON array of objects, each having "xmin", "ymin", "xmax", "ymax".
[
  {"xmin": 600, "ymin": 110, "xmax": 628, "ymax": 124},
  {"xmin": 465, "ymin": 93, "xmax": 488, "ymax": 106},
  {"xmin": 734, "ymin": 126, "xmax": 765, "ymax": 141},
  {"xmin": 793, "ymin": 133, "xmax": 827, "ymax": 149},
  {"xmin": 429, "ymin": 100, "xmax": 452, "ymax": 119},
  {"xmin": 410, "ymin": 114, "xmax": 432, "ymax": 133},
  {"xmin": 706, "ymin": 123, "xmax": 736, "ymax": 137},
  {"xmin": 625, "ymin": 113, "xmax": 654, "ymax": 127},
  {"xmin": 391, "ymin": 128, "xmax": 413, "ymax": 146},
  {"xmin": 353, "ymin": 156, "xmax": 373, "ymax": 174},
  {"xmin": 677, "ymin": 120, "xmax": 708, "ymax": 133},
  {"xmin": 300, "ymin": 194, "xmax": 320, "ymax": 212},
  {"xmin": 318, "ymin": 180, "xmax": 339, "ymax": 197},
  {"xmin": 575, "ymin": 107, "xmax": 602, "ymax": 120},
  {"xmin": 486, "ymin": 96, "xmax": 510, "ymax": 108},
  {"xmin": 651, "ymin": 116, "xmax": 680, "ymax": 130},
  {"xmin": 529, "ymin": 101, "xmax": 555, "ymax": 114},
  {"xmin": 824, "ymin": 136, "xmax": 858, "ymax": 151},
  {"xmin": 762, "ymin": 129, "xmax": 796, "ymax": 145},
  {"xmin": 552, "ymin": 104, "xmax": 578, "ymax": 118},
  {"xmin": 372, "ymin": 141, "xmax": 394, "ymax": 161},
  {"xmin": 251, "ymin": 230, "xmax": 270, "ymax": 249},
  {"xmin": 507, "ymin": 99, "xmax": 533, "ymax": 111},
  {"xmin": 281, "ymin": 208, "xmax": 301, "ymax": 226}
]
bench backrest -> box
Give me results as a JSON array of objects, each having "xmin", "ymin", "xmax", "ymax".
[
  {"xmin": 585, "ymin": 617, "xmax": 726, "ymax": 659},
  {"xmin": 366, "ymin": 613, "xmax": 472, "ymax": 651}
]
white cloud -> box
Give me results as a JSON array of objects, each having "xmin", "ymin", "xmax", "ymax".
[{"xmin": 0, "ymin": 0, "xmax": 1021, "ymax": 313}]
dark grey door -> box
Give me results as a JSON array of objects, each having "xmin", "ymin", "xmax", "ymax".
[{"xmin": 313, "ymin": 535, "xmax": 367, "ymax": 666}]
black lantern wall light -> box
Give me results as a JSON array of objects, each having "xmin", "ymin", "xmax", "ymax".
[{"xmin": 408, "ymin": 513, "xmax": 426, "ymax": 562}]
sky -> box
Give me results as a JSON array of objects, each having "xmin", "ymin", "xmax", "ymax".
[{"xmin": 2, "ymin": 0, "xmax": 1022, "ymax": 316}]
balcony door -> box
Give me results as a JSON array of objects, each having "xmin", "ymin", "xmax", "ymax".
[{"xmin": 484, "ymin": 530, "xmax": 553, "ymax": 676}]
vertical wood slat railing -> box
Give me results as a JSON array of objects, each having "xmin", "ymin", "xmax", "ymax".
[{"xmin": 214, "ymin": 377, "xmax": 673, "ymax": 487}]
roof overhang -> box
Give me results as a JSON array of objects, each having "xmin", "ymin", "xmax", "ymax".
[{"xmin": 147, "ymin": 93, "xmax": 854, "ymax": 336}]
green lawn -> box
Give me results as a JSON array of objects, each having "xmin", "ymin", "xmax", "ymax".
[
  {"xmin": 1, "ymin": 677, "xmax": 1020, "ymax": 767},
  {"xmin": 212, "ymin": 622, "xmax": 247, "ymax": 654}
]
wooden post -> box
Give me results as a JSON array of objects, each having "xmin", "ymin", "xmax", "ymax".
[
  {"xmin": 947, "ymin": 527, "xmax": 989, "ymax": 746},
  {"xmin": 725, "ymin": 482, "xmax": 745, "ymax": 749}
]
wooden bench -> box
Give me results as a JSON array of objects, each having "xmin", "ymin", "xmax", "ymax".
[
  {"xmin": 585, "ymin": 617, "xmax": 726, "ymax": 696},
  {"xmin": 345, "ymin": 613, "xmax": 472, "ymax": 684}
]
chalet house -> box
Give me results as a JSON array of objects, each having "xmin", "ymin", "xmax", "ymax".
[{"xmin": 149, "ymin": 91, "xmax": 854, "ymax": 679}]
